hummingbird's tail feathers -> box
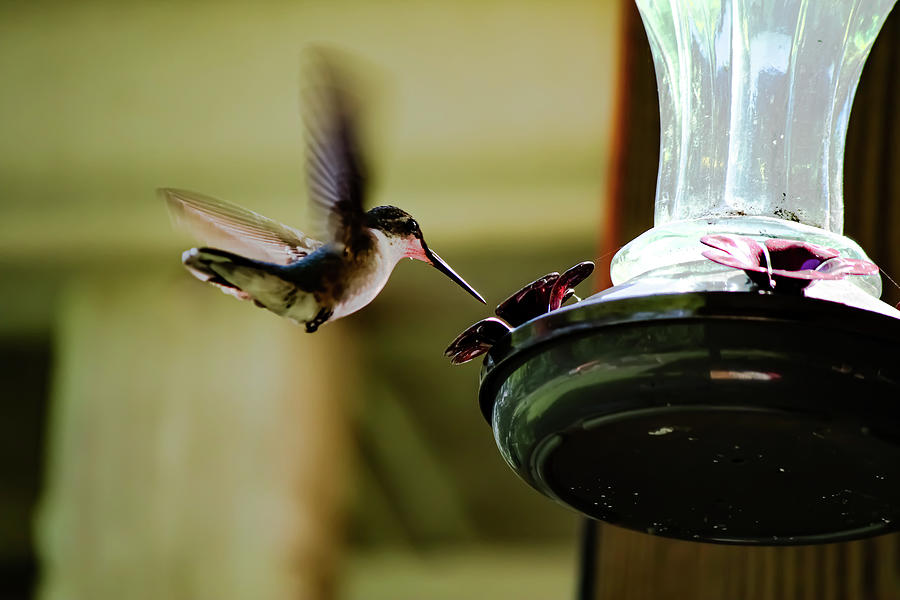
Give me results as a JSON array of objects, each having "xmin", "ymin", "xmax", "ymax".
[
  {"xmin": 182, "ymin": 247, "xmax": 254, "ymax": 302},
  {"xmin": 182, "ymin": 248, "xmax": 297, "ymax": 313},
  {"xmin": 161, "ymin": 188, "xmax": 321, "ymax": 265}
]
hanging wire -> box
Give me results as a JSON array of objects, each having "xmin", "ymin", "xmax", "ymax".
[{"xmin": 879, "ymin": 265, "xmax": 900, "ymax": 293}]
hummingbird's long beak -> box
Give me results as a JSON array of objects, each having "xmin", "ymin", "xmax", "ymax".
[{"xmin": 422, "ymin": 244, "xmax": 485, "ymax": 303}]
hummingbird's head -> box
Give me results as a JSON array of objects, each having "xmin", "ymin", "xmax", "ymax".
[{"xmin": 366, "ymin": 205, "xmax": 485, "ymax": 303}]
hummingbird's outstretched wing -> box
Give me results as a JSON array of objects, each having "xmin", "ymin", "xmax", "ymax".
[
  {"xmin": 161, "ymin": 188, "xmax": 321, "ymax": 265},
  {"xmin": 303, "ymin": 51, "xmax": 369, "ymax": 253}
]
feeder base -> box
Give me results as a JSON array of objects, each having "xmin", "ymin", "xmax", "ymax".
[{"xmin": 481, "ymin": 292, "xmax": 900, "ymax": 545}]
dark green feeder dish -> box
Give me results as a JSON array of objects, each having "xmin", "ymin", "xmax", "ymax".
[{"xmin": 479, "ymin": 289, "xmax": 900, "ymax": 545}]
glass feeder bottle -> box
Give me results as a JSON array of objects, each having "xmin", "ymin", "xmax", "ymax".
[{"xmin": 611, "ymin": 0, "xmax": 897, "ymax": 313}]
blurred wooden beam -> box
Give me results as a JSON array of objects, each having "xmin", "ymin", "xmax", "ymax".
[
  {"xmin": 844, "ymin": 5, "xmax": 900, "ymax": 308},
  {"xmin": 597, "ymin": 1, "xmax": 658, "ymax": 291}
]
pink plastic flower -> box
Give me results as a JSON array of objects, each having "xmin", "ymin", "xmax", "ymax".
[
  {"xmin": 445, "ymin": 261, "xmax": 594, "ymax": 365},
  {"xmin": 701, "ymin": 234, "xmax": 878, "ymax": 294}
]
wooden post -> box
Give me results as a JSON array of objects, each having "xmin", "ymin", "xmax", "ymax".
[{"xmin": 595, "ymin": 527, "xmax": 900, "ymax": 600}]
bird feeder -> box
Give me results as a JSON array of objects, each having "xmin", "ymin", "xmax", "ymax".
[{"xmin": 476, "ymin": 0, "xmax": 900, "ymax": 545}]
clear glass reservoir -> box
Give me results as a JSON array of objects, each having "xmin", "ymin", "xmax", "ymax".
[{"xmin": 611, "ymin": 0, "xmax": 898, "ymax": 299}]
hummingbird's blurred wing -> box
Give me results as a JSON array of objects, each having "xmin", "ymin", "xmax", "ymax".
[
  {"xmin": 303, "ymin": 51, "xmax": 369, "ymax": 253},
  {"xmin": 162, "ymin": 188, "xmax": 321, "ymax": 265}
]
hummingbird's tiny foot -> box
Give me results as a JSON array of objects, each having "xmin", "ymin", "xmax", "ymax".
[{"xmin": 305, "ymin": 307, "xmax": 334, "ymax": 333}]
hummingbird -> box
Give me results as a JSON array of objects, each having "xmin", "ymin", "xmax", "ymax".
[{"xmin": 163, "ymin": 53, "xmax": 484, "ymax": 333}]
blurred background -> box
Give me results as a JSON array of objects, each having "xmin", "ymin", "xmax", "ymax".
[
  {"xmin": 0, "ymin": 1, "xmax": 618, "ymax": 598},
  {"xmin": 7, "ymin": 1, "xmax": 900, "ymax": 598}
]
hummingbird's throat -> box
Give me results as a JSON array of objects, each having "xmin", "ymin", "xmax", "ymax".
[
  {"xmin": 402, "ymin": 239, "xmax": 430, "ymax": 263},
  {"xmin": 371, "ymin": 229, "xmax": 428, "ymax": 264}
]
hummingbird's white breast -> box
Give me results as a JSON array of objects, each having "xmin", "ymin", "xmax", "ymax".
[{"xmin": 330, "ymin": 229, "xmax": 409, "ymax": 320}]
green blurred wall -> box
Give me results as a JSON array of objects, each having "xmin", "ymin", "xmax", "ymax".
[{"xmin": 0, "ymin": 0, "xmax": 614, "ymax": 262}]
